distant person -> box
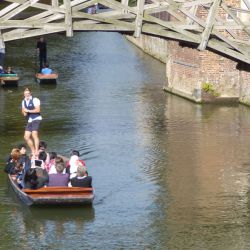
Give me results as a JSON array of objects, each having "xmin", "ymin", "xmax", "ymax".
[
  {"xmin": 0, "ymin": 65, "xmax": 4, "ymax": 74},
  {"xmin": 0, "ymin": 40, "xmax": 5, "ymax": 67},
  {"xmin": 5, "ymin": 66, "xmax": 15, "ymax": 74},
  {"xmin": 48, "ymin": 161, "xmax": 69, "ymax": 187},
  {"xmin": 69, "ymin": 163, "xmax": 92, "ymax": 187},
  {"xmin": 36, "ymin": 36, "xmax": 47, "ymax": 72},
  {"xmin": 41, "ymin": 63, "xmax": 52, "ymax": 74},
  {"xmin": 21, "ymin": 88, "xmax": 42, "ymax": 158}
]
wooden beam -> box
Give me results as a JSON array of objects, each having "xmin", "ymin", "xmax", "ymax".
[
  {"xmin": 64, "ymin": 0, "xmax": 73, "ymax": 37},
  {"xmin": 134, "ymin": 0, "xmax": 145, "ymax": 37},
  {"xmin": 198, "ymin": 0, "xmax": 221, "ymax": 51}
]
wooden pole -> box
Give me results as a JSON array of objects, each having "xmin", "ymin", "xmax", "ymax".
[
  {"xmin": 64, "ymin": 0, "xmax": 73, "ymax": 37},
  {"xmin": 198, "ymin": 0, "xmax": 221, "ymax": 50},
  {"xmin": 134, "ymin": 0, "xmax": 145, "ymax": 38}
]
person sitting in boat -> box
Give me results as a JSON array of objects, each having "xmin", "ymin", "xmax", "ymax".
[
  {"xmin": 67, "ymin": 150, "xmax": 86, "ymax": 178},
  {"xmin": 24, "ymin": 168, "xmax": 38, "ymax": 189},
  {"xmin": 69, "ymin": 162, "xmax": 92, "ymax": 188},
  {"xmin": 4, "ymin": 148, "xmax": 21, "ymax": 174},
  {"xmin": 26, "ymin": 151, "xmax": 49, "ymax": 188},
  {"xmin": 48, "ymin": 161, "xmax": 69, "ymax": 187},
  {"xmin": 45, "ymin": 151, "xmax": 57, "ymax": 173},
  {"xmin": 31, "ymin": 150, "xmax": 47, "ymax": 169},
  {"xmin": 14, "ymin": 162, "xmax": 24, "ymax": 188},
  {"xmin": 38, "ymin": 141, "xmax": 50, "ymax": 166},
  {"xmin": 41, "ymin": 63, "xmax": 52, "ymax": 74},
  {"xmin": 5, "ymin": 66, "xmax": 15, "ymax": 74},
  {"xmin": 48, "ymin": 156, "xmax": 66, "ymax": 174},
  {"xmin": 17, "ymin": 143, "xmax": 31, "ymax": 173}
]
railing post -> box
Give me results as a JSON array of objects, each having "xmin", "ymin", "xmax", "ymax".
[
  {"xmin": 134, "ymin": 0, "xmax": 145, "ymax": 38},
  {"xmin": 64, "ymin": 0, "xmax": 73, "ymax": 37}
]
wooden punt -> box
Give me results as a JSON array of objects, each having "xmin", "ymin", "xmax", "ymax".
[
  {"xmin": 8, "ymin": 174, "xmax": 94, "ymax": 206},
  {"xmin": 36, "ymin": 73, "xmax": 58, "ymax": 84},
  {"xmin": 0, "ymin": 73, "xmax": 19, "ymax": 87}
]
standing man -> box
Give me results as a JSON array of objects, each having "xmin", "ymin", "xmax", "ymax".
[
  {"xmin": 36, "ymin": 36, "xmax": 47, "ymax": 72},
  {"xmin": 0, "ymin": 35, "xmax": 5, "ymax": 67},
  {"xmin": 21, "ymin": 88, "xmax": 42, "ymax": 157}
]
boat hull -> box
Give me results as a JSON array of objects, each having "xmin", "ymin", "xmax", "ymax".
[
  {"xmin": 0, "ymin": 74, "xmax": 19, "ymax": 87},
  {"xmin": 8, "ymin": 174, "xmax": 94, "ymax": 206},
  {"xmin": 36, "ymin": 73, "xmax": 58, "ymax": 84}
]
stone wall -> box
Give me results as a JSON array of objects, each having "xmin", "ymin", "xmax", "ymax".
[{"xmin": 125, "ymin": 35, "xmax": 250, "ymax": 105}]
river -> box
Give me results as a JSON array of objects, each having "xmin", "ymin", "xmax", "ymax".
[{"xmin": 0, "ymin": 32, "xmax": 250, "ymax": 249}]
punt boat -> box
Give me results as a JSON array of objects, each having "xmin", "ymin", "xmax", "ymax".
[
  {"xmin": 35, "ymin": 73, "xmax": 58, "ymax": 84},
  {"xmin": 0, "ymin": 73, "xmax": 19, "ymax": 87},
  {"xmin": 8, "ymin": 174, "xmax": 94, "ymax": 206}
]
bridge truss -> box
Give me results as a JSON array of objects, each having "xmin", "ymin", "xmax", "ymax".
[{"xmin": 0, "ymin": 0, "xmax": 250, "ymax": 63}]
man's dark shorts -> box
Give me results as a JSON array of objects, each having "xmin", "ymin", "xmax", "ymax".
[{"xmin": 25, "ymin": 120, "xmax": 41, "ymax": 132}]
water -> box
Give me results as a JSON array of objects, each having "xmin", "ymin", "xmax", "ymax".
[{"xmin": 1, "ymin": 32, "xmax": 250, "ymax": 249}]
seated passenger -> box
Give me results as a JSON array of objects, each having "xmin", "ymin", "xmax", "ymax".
[
  {"xmin": 4, "ymin": 148, "xmax": 21, "ymax": 174},
  {"xmin": 18, "ymin": 143, "xmax": 31, "ymax": 173},
  {"xmin": 41, "ymin": 63, "xmax": 52, "ymax": 74},
  {"xmin": 14, "ymin": 162, "xmax": 24, "ymax": 188},
  {"xmin": 38, "ymin": 141, "xmax": 50, "ymax": 165},
  {"xmin": 45, "ymin": 152, "xmax": 57, "ymax": 173},
  {"xmin": 48, "ymin": 161, "xmax": 69, "ymax": 187},
  {"xmin": 5, "ymin": 66, "xmax": 15, "ymax": 74},
  {"xmin": 31, "ymin": 150, "xmax": 47, "ymax": 169},
  {"xmin": 48, "ymin": 156, "xmax": 65, "ymax": 174},
  {"xmin": 28, "ymin": 151, "xmax": 49, "ymax": 188},
  {"xmin": 69, "ymin": 163, "xmax": 92, "ymax": 188},
  {"xmin": 67, "ymin": 150, "xmax": 86, "ymax": 178},
  {"xmin": 24, "ymin": 168, "xmax": 38, "ymax": 189}
]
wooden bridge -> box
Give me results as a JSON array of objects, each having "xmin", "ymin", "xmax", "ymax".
[{"xmin": 0, "ymin": 0, "xmax": 250, "ymax": 64}]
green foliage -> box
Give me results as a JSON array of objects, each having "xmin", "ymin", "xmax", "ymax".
[{"xmin": 201, "ymin": 82, "xmax": 220, "ymax": 97}]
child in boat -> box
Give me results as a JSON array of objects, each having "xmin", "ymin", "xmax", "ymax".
[{"xmin": 41, "ymin": 63, "xmax": 52, "ymax": 74}]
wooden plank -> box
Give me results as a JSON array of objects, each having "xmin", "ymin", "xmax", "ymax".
[
  {"xmin": 0, "ymin": 3, "xmax": 20, "ymax": 18},
  {"xmin": 73, "ymin": 13, "xmax": 134, "ymax": 29},
  {"xmin": 198, "ymin": 0, "xmax": 221, "ymax": 50},
  {"xmin": 0, "ymin": 0, "xmax": 39, "ymax": 21},
  {"xmin": 73, "ymin": 22, "xmax": 134, "ymax": 31}
]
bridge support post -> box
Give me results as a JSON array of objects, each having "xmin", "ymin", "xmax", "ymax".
[
  {"xmin": 0, "ymin": 31, "xmax": 5, "ymax": 67},
  {"xmin": 64, "ymin": 0, "xmax": 73, "ymax": 37},
  {"xmin": 134, "ymin": 0, "xmax": 145, "ymax": 38},
  {"xmin": 121, "ymin": 0, "xmax": 129, "ymax": 13},
  {"xmin": 52, "ymin": 0, "xmax": 59, "ymax": 7}
]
